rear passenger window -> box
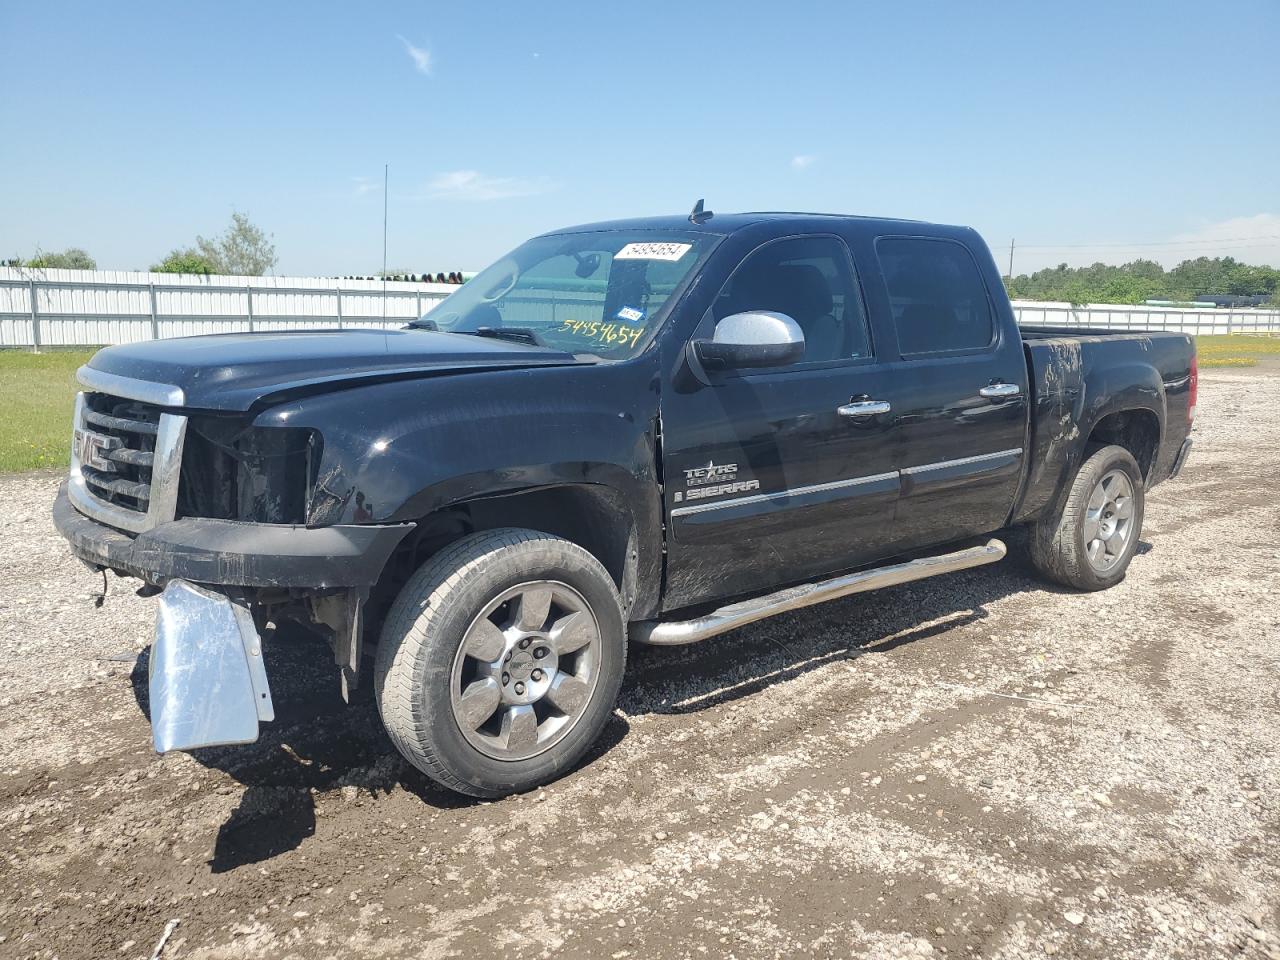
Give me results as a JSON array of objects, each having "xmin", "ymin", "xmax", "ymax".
[{"xmin": 876, "ymin": 237, "xmax": 994, "ymax": 356}]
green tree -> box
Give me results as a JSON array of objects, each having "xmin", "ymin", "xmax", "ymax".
[
  {"xmin": 194, "ymin": 212, "xmax": 278, "ymax": 276},
  {"xmin": 1007, "ymin": 254, "xmax": 1280, "ymax": 304},
  {"xmin": 151, "ymin": 247, "xmax": 219, "ymax": 274},
  {"xmin": 25, "ymin": 247, "xmax": 96, "ymax": 269}
]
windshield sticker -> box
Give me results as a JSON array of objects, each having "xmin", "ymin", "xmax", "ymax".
[
  {"xmin": 614, "ymin": 242, "xmax": 692, "ymax": 262},
  {"xmin": 558, "ymin": 319, "xmax": 644, "ymax": 348},
  {"xmin": 616, "ymin": 305, "xmax": 645, "ymax": 323}
]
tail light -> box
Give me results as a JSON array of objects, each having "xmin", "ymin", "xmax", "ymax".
[{"xmin": 1188, "ymin": 354, "xmax": 1198, "ymax": 426}]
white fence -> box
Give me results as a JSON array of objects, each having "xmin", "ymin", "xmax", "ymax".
[
  {"xmin": 1012, "ymin": 300, "xmax": 1280, "ymax": 336},
  {"xmin": 1, "ymin": 267, "xmax": 1277, "ymax": 348},
  {"xmin": 0, "ymin": 266, "xmax": 458, "ymax": 348}
]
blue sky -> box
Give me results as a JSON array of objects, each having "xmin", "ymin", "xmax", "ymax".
[{"xmin": 2, "ymin": 0, "xmax": 1278, "ymax": 276}]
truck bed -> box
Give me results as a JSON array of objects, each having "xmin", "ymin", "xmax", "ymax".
[{"xmin": 1019, "ymin": 324, "xmax": 1191, "ymax": 345}]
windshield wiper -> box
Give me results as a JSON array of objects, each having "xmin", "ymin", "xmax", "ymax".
[
  {"xmin": 405, "ymin": 322, "xmax": 545, "ymax": 347},
  {"xmin": 468, "ymin": 327, "xmax": 544, "ymax": 347}
]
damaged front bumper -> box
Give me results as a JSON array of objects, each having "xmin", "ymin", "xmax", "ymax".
[
  {"xmin": 55, "ymin": 483, "xmax": 415, "ymax": 751},
  {"xmin": 53, "ymin": 481, "xmax": 413, "ymax": 589},
  {"xmin": 151, "ymin": 580, "xmax": 275, "ymax": 752}
]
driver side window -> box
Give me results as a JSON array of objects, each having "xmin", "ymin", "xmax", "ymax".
[{"xmin": 715, "ymin": 236, "xmax": 870, "ymax": 363}]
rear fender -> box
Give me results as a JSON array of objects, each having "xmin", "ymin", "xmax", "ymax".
[{"xmin": 1017, "ymin": 351, "xmax": 1164, "ymax": 524}]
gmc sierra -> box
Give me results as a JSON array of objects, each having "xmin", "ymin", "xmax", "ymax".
[{"xmin": 54, "ymin": 208, "xmax": 1196, "ymax": 797}]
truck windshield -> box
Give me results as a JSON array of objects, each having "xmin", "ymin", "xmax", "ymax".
[{"xmin": 417, "ymin": 231, "xmax": 716, "ymax": 359}]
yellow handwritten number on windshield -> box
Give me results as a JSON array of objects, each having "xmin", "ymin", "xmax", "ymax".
[{"xmin": 558, "ymin": 320, "xmax": 644, "ymax": 348}]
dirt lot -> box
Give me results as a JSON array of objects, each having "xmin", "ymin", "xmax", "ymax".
[{"xmin": 1, "ymin": 369, "xmax": 1277, "ymax": 960}]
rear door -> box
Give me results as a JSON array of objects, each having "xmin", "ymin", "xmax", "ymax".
[
  {"xmin": 659, "ymin": 234, "xmax": 902, "ymax": 611},
  {"xmin": 869, "ymin": 235, "xmax": 1029, "ymax": 549}
]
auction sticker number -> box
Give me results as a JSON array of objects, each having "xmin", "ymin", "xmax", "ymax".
[{"xmin": 614, "ymin": 242, "xmax": 692, "ymax": 262}]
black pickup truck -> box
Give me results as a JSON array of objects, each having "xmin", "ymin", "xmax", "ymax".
[{"xmin": 54, "ymin": 208, "xmax": 1196, "ymax": 797}]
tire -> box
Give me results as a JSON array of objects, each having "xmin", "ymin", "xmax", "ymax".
[
  {"xmin": 373, "ymin": 528, "xmax": 625, "ymax": 798},
  {"xmin": 1030, "ymin": 444, "xmax": 1145, "ymax": 591}
]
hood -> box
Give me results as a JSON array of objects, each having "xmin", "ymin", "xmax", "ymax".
[{"xmin": 82, "ymin": 329, "xmax": 585, "ymax": 412}]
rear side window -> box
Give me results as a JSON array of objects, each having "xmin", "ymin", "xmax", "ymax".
[{"xmin": 876, "ymin": 237, "xmax": 994, "ymax": 356}]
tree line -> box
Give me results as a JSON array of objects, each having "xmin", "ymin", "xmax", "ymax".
[
  {"xmin": 6, "ymin": 212, "xmax": 277, "ymax": 276},
  {"xmin": 13, "ymin": 217, "xmax": 1277, "ymax": 307},
  {"xmin": 150, "ymin": 212, "xmax": 277, "ymax": 275},
  {"xmin": 1003, "ymin": 256, "xmax": 1280, "ymax": 306},
  {"xmin": 7, "ymin": 214, "xmax": 459, "ymax": 281}
]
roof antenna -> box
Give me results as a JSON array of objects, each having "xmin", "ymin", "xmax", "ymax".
[{"xmin": 689, "ymin": 198, "xmax": 714, "ymax": 224}]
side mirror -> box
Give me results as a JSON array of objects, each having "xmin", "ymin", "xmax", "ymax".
[{"xmin": 694, "ymin": 311, "xmax": 805, "ymax": 369}]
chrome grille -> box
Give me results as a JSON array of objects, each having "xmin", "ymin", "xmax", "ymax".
[
  {"xmin": 69, "ymin": 387, "xmax": 187, "ymax": 534},
  {"xmin": 79, "ymin": 395, "xmax": 160, "ymax": 510}
]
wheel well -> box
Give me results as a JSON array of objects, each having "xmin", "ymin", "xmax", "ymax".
[
  {"xmin": 368, "ymin": 484, "xmax": 639, "ymax": 636},
  {"xmin": 1087, "ymin": 409, "xmax": 1160, "ymax": 480},
  {"xmin": 454, "ymin": 485, "xmax": 636, "ymax": 589}
]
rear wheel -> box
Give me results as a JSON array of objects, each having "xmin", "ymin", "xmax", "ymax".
[
  {"xmin": 374, "ymin": 528, "xmax": 625, "ymax": 797},
  {"xmin": 1030, "ymin": 444, "xmax": 1145, "ymax": 591}
]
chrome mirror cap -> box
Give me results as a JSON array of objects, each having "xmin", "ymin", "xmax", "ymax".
[{"xmin": 696, "ymin": 311, "xmax": 805, "ymax": 369}]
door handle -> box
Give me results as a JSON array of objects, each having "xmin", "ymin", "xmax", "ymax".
[
  {"xmin": 838, "ymin": 399, "xmax": 892, "ymax": 417},
  {"xmin": 979, "ymin": 383, "xmax": 1021, "ymax": 399}
]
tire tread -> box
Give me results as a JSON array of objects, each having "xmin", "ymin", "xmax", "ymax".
[
  {"xmin": 1030, "ymin": 443, "xmax": 1143, "ymax": 592},
  {"xmin": 372, "ymin": 527, "xmax": 622, "ymax": 797}
]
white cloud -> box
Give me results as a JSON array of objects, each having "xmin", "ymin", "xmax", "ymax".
[
  {"xmin": 351, "ymin": 176, "xmax": 378, "ymax": 197},
  {"xmin": 1167, "ymin": 213, "xmax": 1280, "ymax": 268},
  {"xmin": 397, "ymin": 35, "xmax": 432, "ymax": 75},
  {"xmin": 791, "ymin": 154, "xmax": 816, "ymax": 171},
  {"xmin": 1012, "ymin": 213, "xmax": 1280, "ymax": 273},
  {"xmin": 423, "ymin": 170, "xmax": 556, "ymax": 202}
]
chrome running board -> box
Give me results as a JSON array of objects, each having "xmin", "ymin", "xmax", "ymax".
[{"xmin": 631, "ymin": 539, "xmax": 1007, "ymax": 646}]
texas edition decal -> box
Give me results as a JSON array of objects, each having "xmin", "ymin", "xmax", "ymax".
[{"xmin": 673, "ymin": 461, "xmax": 760, "ymax": 503}]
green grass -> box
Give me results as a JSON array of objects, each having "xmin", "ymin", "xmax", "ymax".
[
  {"xmin": 0, "ymin": 333, "xmax": 1274, "ymax": 473},
  {"xmin": 1195, "ymin": 334, "xmax": 1280, "ymax": 368},
  {"xmin": 0, "ymin": 349, "xmax": 95, "ymax": 472}
]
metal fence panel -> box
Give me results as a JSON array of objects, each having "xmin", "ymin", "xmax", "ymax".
[
  {"xmin": 1009, "ymin": 302, "xmax": 1279, "ymax": 335},
  {"xmin": 0, "ymin": 266, "xmax": 456, "ymax": 348},
  {"xmin": 2, "ymin": 266, "xmax": 1277, "ymax": 347}
]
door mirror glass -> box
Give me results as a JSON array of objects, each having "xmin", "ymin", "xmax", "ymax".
[{"xmin": 694, "ymin": 311, "xmax": 806, "ymax": 369}]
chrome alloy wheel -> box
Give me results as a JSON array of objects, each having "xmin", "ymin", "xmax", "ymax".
[
  {"xmin": 449, "ymin": 580, "xmax": 602, "ymax": 761},
  {"xmin": 1083, "ymin": 468, "xmax": 1135, "ymax": 573}
]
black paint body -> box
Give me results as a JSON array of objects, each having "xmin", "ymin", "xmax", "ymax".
[{"xmin": 67, "ymin": 213, "xmax": 1196, "ymax": 620}]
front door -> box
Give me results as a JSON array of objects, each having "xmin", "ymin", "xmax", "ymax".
[{"xmin": 659, "ymin": 235, "xmax": 902, "ymax": 611}]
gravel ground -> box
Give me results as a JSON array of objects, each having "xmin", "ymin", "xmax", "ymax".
[{"xmin": 0, "ymin": 368, "xmax": 1277, "ymax": 960}]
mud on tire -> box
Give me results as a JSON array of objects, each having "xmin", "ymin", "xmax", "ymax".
[{"xmin": 1030, "ymin": 444, "xmax": 1145, "ymax": 592}]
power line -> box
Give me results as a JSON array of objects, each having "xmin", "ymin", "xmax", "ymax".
[{"xmin": 1017, "ymin": 235, "xmax": 1280, "ymax": 250}]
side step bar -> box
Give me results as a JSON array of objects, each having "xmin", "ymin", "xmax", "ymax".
[{"xmin": 631, "ymin": 538, "xmax": 1007, "ymax": 646}]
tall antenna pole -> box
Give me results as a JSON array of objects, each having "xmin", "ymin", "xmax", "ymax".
[
  {"xmin": 1007, "ymin": 238, "xmax": 1015, "ymax": 280},
  {"xmin": 378, "ymin": 161, "xmax": 389, "ymax": 320}
]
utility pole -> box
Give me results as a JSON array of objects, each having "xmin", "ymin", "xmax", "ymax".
[
  {"xmin": 381, "ymin": 161, "xmax": 386, "ymax": 320},
  {"xmin": 1007, "ymin": 238, "xmax": 1015, "ymax": 280}
]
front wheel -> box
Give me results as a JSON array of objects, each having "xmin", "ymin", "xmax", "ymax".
[
  {"xmin": 373, "ymin": 528, "xmax": 626, "ymax": 797},
  {"xmin": 1030, "ymin": 444, "xmax": 1145, "ymax": 591}
]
